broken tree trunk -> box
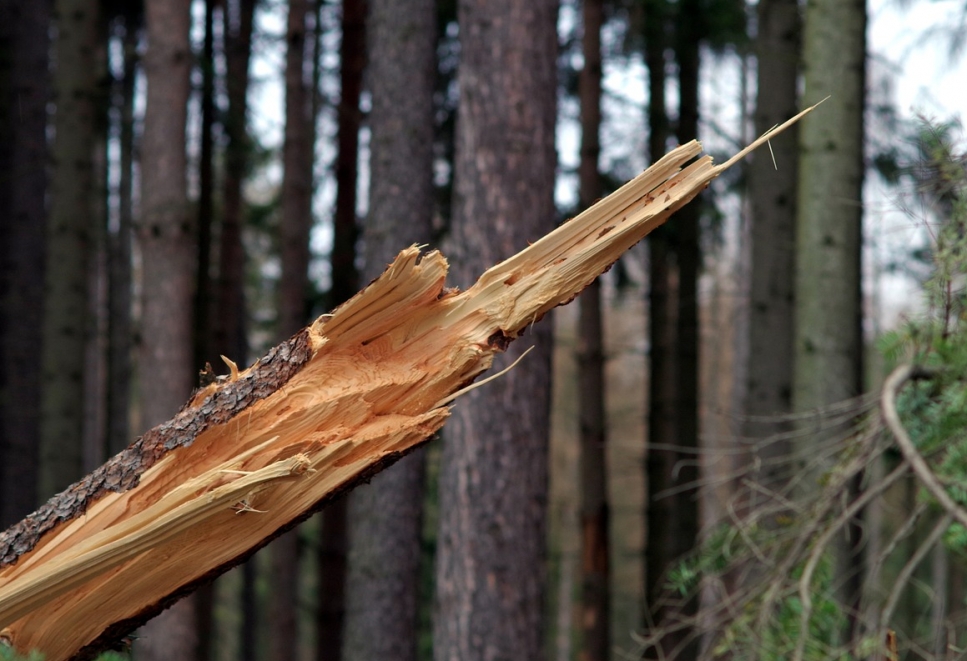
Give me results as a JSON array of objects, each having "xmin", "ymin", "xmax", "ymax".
[{"xmin": 0, "ymin": 107, "xmax": 814, "ymax": 660}]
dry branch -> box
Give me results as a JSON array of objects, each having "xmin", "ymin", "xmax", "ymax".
[{"xmin": 0, "ymin": 105, "xmax": 817, "ymax": 660}]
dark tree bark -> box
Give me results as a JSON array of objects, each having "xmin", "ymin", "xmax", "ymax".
[
  {"xmin": 744, "ymin": 0, "xmax": 800, "ymax": 484},
  {"xmin": 136, "ymin": 0, "xmax": 199, "ymax": 657},
  {"xmin": 666, "ymin": 3, "xmax": 701, "ymax": 656},
  {"xmin": 220, "ymin": 3, "xmax": 257, "ymax": 655},
  {"xmin": 0, "ymin": 0, "xmax": 49, "ymax": 528},
  {"xmin": 317, "ymin": 3, "xmax": 366, "ymax": 659},
  {"xmin": 329, "ymin": 0, "xmax": 365, "ymax": 309},
  {"xmin": 643, "ymin": 0, "xmax": 701, "ymax": 656},
  {"xmin": 195, "ymin": 0, "xmax": 218, "ymax": 372},
  {"xmin": 643, "ymin": 0, "xmax": 674, "ymax": 637},
  {"xmin": 217, "ymin": 0, "xmax": 255, "ymax": 376},
  {"xmin": 193, "ymin": 6, "xmax": 220, "ymax": 657},
  {"xmin": 577, "ymin": 1, "xmax": 609, "ymax": 660},
  {"xmin": 342, "ymin": 0, "xmax": 435, "ymax": 658},
  {"xmin": 106, "ymin": 13, "xmax": 140, "ymax": 458},
  {"xmin": 41, "ymin": 0, "xmax": 102, "ymax": 500},
  {"xmin": 272, "ymin": 1, "xmax": 316, "ymax": 659},
  {"xmin": 277, "ymin": 0, "xmax": 315, "ymax": 338},
  {"xmin": 432, "ymin": 2, "xmax": 558, "ymax": 660}
]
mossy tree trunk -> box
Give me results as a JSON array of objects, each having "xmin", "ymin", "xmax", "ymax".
[
  {"xmin": 743, "ymin": 0, "xmax": 800, "ymax": 480},
  {"xmin": 793, "ymin": 0, "xmax": 867, "ymax": 647}
]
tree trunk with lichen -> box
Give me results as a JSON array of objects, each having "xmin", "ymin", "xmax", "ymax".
[{"xmin": 0, "ymin": 112, "xmax": 811, "ymax": 661}]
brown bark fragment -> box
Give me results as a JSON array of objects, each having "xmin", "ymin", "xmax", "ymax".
[{"xmin": 0, "ymin": 331, "xmax": 313, "ymax": 567}]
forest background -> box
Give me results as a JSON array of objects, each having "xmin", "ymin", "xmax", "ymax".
[{"xmin": 2, "ymin": 0, "xmax": 967, "ymax": 659}]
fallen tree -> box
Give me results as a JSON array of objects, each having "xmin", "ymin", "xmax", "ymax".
[{"xmin": 0, "ymin": 105, "xmax": 815, "ymax": 660}]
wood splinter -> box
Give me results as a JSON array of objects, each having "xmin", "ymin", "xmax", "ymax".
[{"xmin": 0, "ymin": 103, "xmax": 820, "ymax": 661}]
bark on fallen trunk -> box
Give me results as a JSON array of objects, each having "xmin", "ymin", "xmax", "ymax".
[{"xmin": 0, "ymin": 108, "xmax": 814, "ymax": 660}]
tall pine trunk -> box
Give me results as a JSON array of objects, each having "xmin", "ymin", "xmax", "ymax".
[
  {"xmin": 794, "ymin": 0, "xmax": 866, "ymax": 648},
  {"xmin": 317, "ymin": 2, "xmax": 366, "ymax": 659},
  {"xmin": 577, "ymin": 1, "xmax": 609, "ymax": 659},
  {"xmin": 106, "ymin": 13, "xmax": 139, "ymax": 458},
  {"xmin": 433, "ymin": 2, "xmax": 558, "ymax": 660},
  {"xmin": 643, "ymin": 0, "xmax": 675, "ymax": 641},
  {"xmin": 271, "ymin": 1, "xmax": 316, "ymax": 659},
  {"xmin": 193, "ymin": 3, "xmax": 220, "ymax": 658},
  {"xmin": 744, "ymin": 0, "xmax": 800, "ymax": 487},
  {"xmin": 217, "ymin": 0, "xmax": 255, "ymax": 376},
  {"xmin": 137, "ymin": 0, "xmax": 198, "ymax": 658},
  {"xmin": 195, "ymin": 0, "xmax": 218, "ymax": 372},
  {"xmin": 41, "ymin": 0, "xmax": 101, "ymax": 500},
  {"xmin": 221, "ymin": 4, "xmax": 257, "ymax": 655},
  {"xmin": 644, "ymin": 0, "xmax": 701, "ymax": 656},
  {"xmin": 0, "ymin": 0, "xmax": 48, "ymax": 527},
  {"xmin": 342, "ymin": 0, "xmax": 435, "ymax": 659}
]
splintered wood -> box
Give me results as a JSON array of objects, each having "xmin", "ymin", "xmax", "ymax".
[{"xmin": 0, "ymin": 105, "xmax": 816, "ymax": 660}]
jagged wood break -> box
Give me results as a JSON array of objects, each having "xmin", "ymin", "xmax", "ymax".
[{"xmin": 0, "ymin": 105, "xmax": 816, "ymax": 660}]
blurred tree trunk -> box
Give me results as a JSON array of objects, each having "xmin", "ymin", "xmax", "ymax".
[
  {"xmin": 577, "ymin": 1, "xmax": 609, "ymax": 660},
  {"xmin": 644, "ymin": 0, "xmax": 701, "ymax": 656},
  {"xmin": 0, "ymin": 0, "xmax": 49, "ymax": 528},
  {"xmin": 195, "ymin": 0, "xmax": 218, "ymax": 372},
  {"xmin": 341, "ymin": 0, "xmax": 434, "ymax": 659},
  {"xmin": 643, "ymin": 0, "xmax": 675, "ymax": 644},
  {"xmin": 136, "ymin": 0, "xmax": 199, "ymax": 658},
  {"xmin": 316, "ymin": 2, "xmax": 366, "ymax": 659},
  {"xmin": 432, "ymin": 2, "xmax": 558, "ymax": 660},
  {"xmin": 668, "ymin": 0, "xmax": 701, "ymax": 655},
  {"xmin": 83, "ymin": 26, "xmax": 109, "ymax": 474},
  {"xmin": 272, "ymin": 0, "xmax": 316, "ymax": 659},
  {"xmin": 40, "ymin": 0, "xmax": 101, "ymax": 500},
  {"xmin": 793, "ymin": 0, "xmax": 866, "ymax": 647},
  {"xmin": 106, "ymin": 12, "xmax": 140, "ymax": 457},
  {"xmin": 220, "ymin": 3, "xmax": 257, "ymax": 655},
  {"xmin": 743, "ymin": 0, "xmax": 800, "ymax": 485},
  {"xmin": 193, "ymin": 3, "xmax": 219, "ymax": 658},
  {"xmin": 218, "ymin": 0, "xmax": 256, "ymax": 371}
]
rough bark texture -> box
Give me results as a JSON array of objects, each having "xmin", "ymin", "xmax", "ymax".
[
  {"xmin": 137, "ymin": 0, "xmax": 198, "ymax": 657},
  {"xmin": 794, "ymin": 0, "xmax": 866, "ymax": 645},
  {"xmin": 271, "ymin": 1, "xmax": 316, "ymax": 659},
  {"xmin": 342, "ymin": 0, "xmax": 435, "ymax": 658},
  {"xmin": 432, "ymin": 2, "xmax": 559, "ymax": 660},
  {"xmin": 744, "ymin": 0, "xmax": 800, "ymax": 479},
  {"xmin": 0, "ymin": 110, "xmax": 806, "ymax": 661},
  {"xmin": 0, "ymin": 0, "xmax": 48, "ymax": 528},
  {"xmin": 577, "ymin": 1, "xmax": 610, "ymax": 660},
  {"xmin": 41, "ymin": 0, "xmax": 101, "ymax": 500}
]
